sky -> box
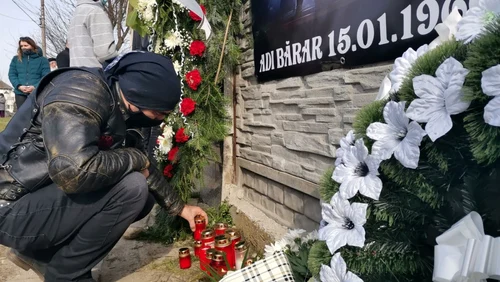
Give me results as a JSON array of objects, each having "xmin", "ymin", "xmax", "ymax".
[{"xmin": 0, "ymin": 0, "xmax": 43, "ymax": 86}]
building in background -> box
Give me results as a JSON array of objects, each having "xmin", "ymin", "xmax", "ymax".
[{"xmin": 0, "ymin": 80, "xmax": 15, "ymax": 115}]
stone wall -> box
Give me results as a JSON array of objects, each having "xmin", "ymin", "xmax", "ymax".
[{"xmin": 225, "ymin": 1, "xmax": 392, "ymax": 233}]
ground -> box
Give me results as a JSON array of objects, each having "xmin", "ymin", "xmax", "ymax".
[{"xmin": 0, "ymin": 238, "xmax": 206, "ymax": 282}]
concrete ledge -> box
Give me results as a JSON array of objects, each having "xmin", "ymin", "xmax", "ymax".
[{"xmin": 237, "ymin": 158, "xmax": 320, "ymax": 199}]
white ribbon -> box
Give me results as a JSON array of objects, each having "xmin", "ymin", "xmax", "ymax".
[
  {"xmin": 433, "ymin": 211, "xmax": 500, "ymax": 282},
  {"xmin": 176, "ymin": 0, "xmax": 212, "ymax": 40}
]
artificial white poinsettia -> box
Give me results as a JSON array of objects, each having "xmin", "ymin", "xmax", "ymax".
[
  {"xmin": 389, "ymin": 45, "xmax": 429, "ymax": 93},
  {"xmin": 429, "ymin": 7, "xmax": 462, "ymax": 49},
  {"xmin": 332, "ymin": 139, "xmax": 383, "ymax": 200},
  {"xmin": 318, "ymin": 192, "xmax": 367, "ymax": 254},
  {"xmin": 366, "ymin": 101, "xmax": 427, "ymax": 169},
  {"xmin": 264, "ymin": 239, "xmax": 288, "ymax": 258},
  {"xmin": 406, "ymin": 57, "xmax": 470, "ymax": 141},
  {"xmin": 456, "ymin": 0, "xmax": 500, "ymax": 44},
  {"xmin": 335, "ymin": 130, "xmax": 356, "ymax": 166},
  {"xmin": 481, "ymin": 64, "xmax": 500, "ymax": 126},
  {"xmin": 320, "ymin": 253, "xmax": 363, "ymax": 282},
  {"xmin": 157, "ymin": 126, "xmax": 175, "ymax": 154},
  {"xmin": 375, "ymin": 75, "xmax": 392, "ymax": 101}
]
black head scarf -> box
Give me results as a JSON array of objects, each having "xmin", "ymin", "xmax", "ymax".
[{"xmin": 104, "ymin": 52, "xmax": 181, "ymax": 112}]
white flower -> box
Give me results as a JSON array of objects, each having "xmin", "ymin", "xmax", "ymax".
[
  {"xmin": 137, "ymin": 0, "xmax": 156, "ymax": 22},
  {"xmin": 481, "ymin": 64, "xmax": 500, "ymax": 126},
  {"xmin": 429, "ymin": 7, "xmax": 462, "ymax": 49},
  {"xmin": 173, "ymin": 60, "xmax": 182, "ymax": 75},
  {"xmin": 284, "ymin": 229, "xmax": 306, "ymax": 242},
  {"xmin": 318, "ymin": 193, "xmax": 367, "ymax": 254},
  {"xmin": 406, "ymin": 57, "xmax": 470, "ymax": 141},
  {"xmin": 335, "ymin": 130, "xmax": 356, "ymax": 167},
  {"xmin": 164, "ymin": 31, "xmax": 185, "ymax": 50},
  {"xmin": 264, "ymin": 239, "xmax": 288, "ymax": 258},
  {"xmin": 157, "ymin": 126, "xmax": 174, "ymax": 155},
  {"xmin": 172, "ymin": 0, "xmax": 187, "ymax": 10},
  {"xmin": 332, "ymin": 139, "xmax": 383, "ymax": 200},
  {"xmin": 375, "ymin": 75, "xmax": 392, "ymax": 101},
  {"xmin": 320, "ymin": 253, "xmax": 363, "ymax": 282},
  {"xmin": 456, "ymin": 0, "xmax": 500, "ymax": 44},
  {"xmin": 389, "ymin": 45, "xmax": 429, "ymax": 93},
  {"xmin": 366, "ymin": 101, "xmax": 427, "ymax": 169}
]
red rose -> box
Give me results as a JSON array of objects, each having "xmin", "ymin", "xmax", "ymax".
[
  {"xmin": 168, "ymin": 146, "xmax": 179, "ymax": 161},
  {"xmin": 180, "ymin": 98, "xmax": 196, "ymax": 116},
  {"xmin": 175, "ymin": 128, "xmax": 190, "ymax": 143},
  {"xmin": 163, "ymin": 164, "xmax": 174, "ymax": 178},
  {"xmin": 189, "ymin": 40, "xmax": 206, "ymax": 57},
  {"xmin": 98, "ymin": 135, "xmax": 113, "ymax": 150},
  {"xmin": 189, "ymin": 5, "xmax": 206, "ymax": 21},
  {"xmin": 185, "ymin": 69, "xmax": 202, "ymax": 90}
]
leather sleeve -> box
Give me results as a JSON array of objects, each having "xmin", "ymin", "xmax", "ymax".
[
  {"xmin": 147, "ymin": 164, "xmax": 185, "ymax": 216},
  {"xmin": 42, "ymin": 102, "xmax": 149, "ymax": 194}
]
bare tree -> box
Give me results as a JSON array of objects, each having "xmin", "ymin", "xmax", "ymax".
[{"xmin": 18, "ymin": 0, "xmax": 130, "ymax": 58}]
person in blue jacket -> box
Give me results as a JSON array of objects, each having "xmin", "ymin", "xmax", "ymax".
[{"xmin": 8, "ymin": 37, "xmax": 50, "ymax": 110}]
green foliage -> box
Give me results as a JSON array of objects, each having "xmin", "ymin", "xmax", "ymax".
[
  {"xmin": 286, "ymin": 239, "xmax": 317, "ymax": 281},
  {"xmin": 463, "ymin": 18, "xmax": 500, "ymax": 165},
  {"xmin": 353, "ymin": 100, "xmax": 385, "ymax": 145},
  {"xmin": 127, "ymin": 0, "xmax": 242, "ymax": 202},
  {"xmin": 307, "ymin": 241, "xmax": 331, "ymax": 278},
  {"xmin": 139, "ymin": 202, "xmax": 233, "ymax": 243},
  {"xmin": 318, "ymin": 167, "xmax": 338, "ymax": 202}
]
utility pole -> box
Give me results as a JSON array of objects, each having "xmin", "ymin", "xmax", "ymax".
[{"xmin": 40, "ymin": 0, "xmax": 47, "ymax": 56}]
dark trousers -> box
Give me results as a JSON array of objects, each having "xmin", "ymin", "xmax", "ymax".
[
  {"xmin": 0, "ymin": 110, "xmax": 5, "ymax": 118},
  {"xmin": 0, "ymin": 172, "xmax": 155, "ymax": 281},
  {"xmin": 15, "ymin": 95, "xmax": 28, "ymax": 110}
]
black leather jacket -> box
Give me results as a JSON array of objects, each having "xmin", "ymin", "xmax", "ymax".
[{"xmin": 0, "ymin": 68, "xmax": 184, "ymax": 216}]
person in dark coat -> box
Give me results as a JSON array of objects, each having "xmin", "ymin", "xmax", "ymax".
[
  {"xmin": 8, "ymin": 37, "xmax": 50, "ymax": 109},
  {"xmin": 56, "ymin": 42, "xmax": 70, "ymax": 68},
  {"xmin": 0, "ymin": 52, "xmax": 207, "ymax": 281}
]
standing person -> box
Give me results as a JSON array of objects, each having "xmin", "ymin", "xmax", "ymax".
[
  {"xmin": 0, "ymin": 94, "xmax": 6, "ymax": 118},
  {"xmin": 0, "ymin": 52, "xmax": 207, "ymax": 281},
  {"xmin": 8, "ymin": 37, "xmax": 50, "ymax": 109},
  {"xmin": 56, "ymin": 42, "xmax": 70, "ymax": 68},
  {"xmin": 68, "ymin": 0, "xmax": 118, "ymax": 68},
  {"xmin": 48, "ymin": 58, "xmax": 58, "ymax": 71}
]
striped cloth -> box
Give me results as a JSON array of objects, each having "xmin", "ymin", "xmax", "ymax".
[
  {"xmin": 220, "ymin": 251, "xmax": 295, "ymax": 282},
  {"xmin": 68, "ymin": 0, "xmax": 117, "ymax": 68}
]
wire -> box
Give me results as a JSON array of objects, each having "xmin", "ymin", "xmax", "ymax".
[
  {"xmin": 10, "ymin": 0, "xmax": 40, "ymax": 26},
  {"xmin": 0, "ymin": 12, "xmax": 32, "ymax": 22}
]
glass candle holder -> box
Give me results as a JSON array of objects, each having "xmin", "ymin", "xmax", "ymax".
[
  {"xmin": 201, "ymin": 229, "xmax": 215, "ymax": 248},
  {"xmin": 215, "ymin": 234, "xmax": 235, "ymax": 269},
  {"xmin": 210, "ymin": 251, "xmax": 228, "ymax": 277},
  {"xmin": 225, "ymin": 228, "xmax": 242, "ymax": 247},
  {"xmin": 194, "ymin": 240, "xmax": 202, "ymax": 258},
  {"xmin": 194, "ymin": 215, "xmax": 206, "ymax": 241},
  {"xmin": 214, "ymin": 222, "xmax": 228, "ymax": 236},
  {"xmin": 178, "ymin": 248, "xmax": 191, "ymax": 269},
  {"xmin": 234, "ymin": 241, "xmax": 247, "ymax": 270},
  {"xmin": 200, "ymin": 248, "xmax": 216, "ymax": 273}
]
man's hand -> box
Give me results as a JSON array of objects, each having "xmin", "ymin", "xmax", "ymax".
[{"xmin": 179, "ymin": 205, "xmax": 208, "ymax": 232}]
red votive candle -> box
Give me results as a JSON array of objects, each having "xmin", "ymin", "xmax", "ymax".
[
  {"xmin": 178, "ymin": 248, "xmax": 191, "ymax": 269},
  {"xmin": 194, "ymin": 215, "xmax": 206, "ymax": 241},
  {"xmin": 194, "ymin": 240, "xmax": 202, "ymax": 257},
  {"xmin": 214, "ymin": 222, "xmax": 228, "ymax": 236},
  {"xmin": 200, "ymin": 248, "xmax": 216, "ymax": 272},
  {"xmin": 225, "ymin": 228, "xmax": 241, "ymax": 248},
  {"xmin": 201, "ymin": 229, "xmax": 215, "ymax": 248},
  {"xmin": 215, "ymin": 234, "xmax": 235, "ymax": 269},
  {"xmin": 210, "ymin": 251, "xmax": 229, "ymax": 277}
]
